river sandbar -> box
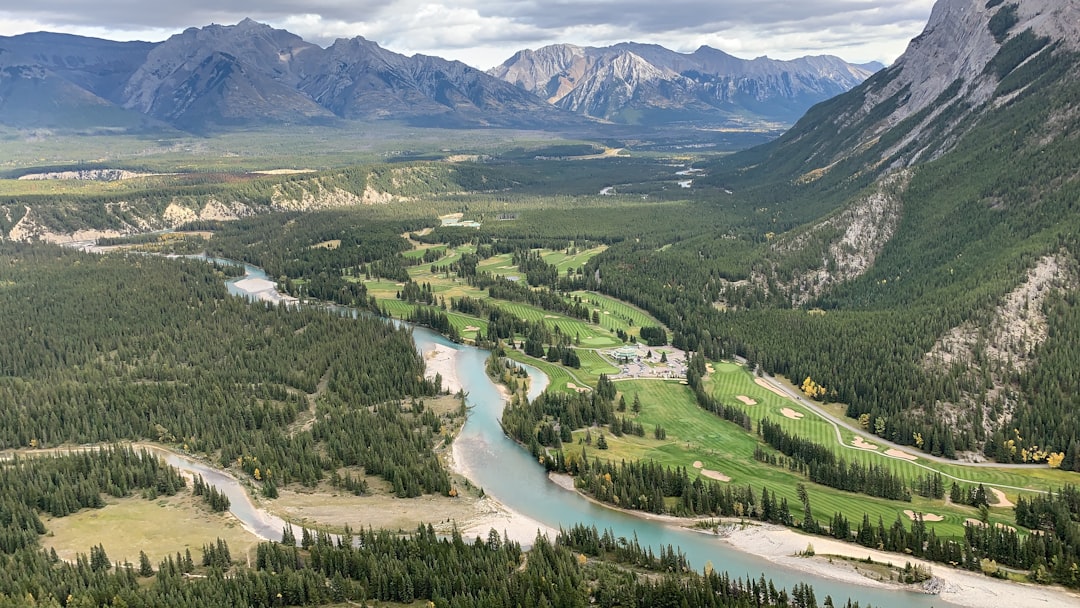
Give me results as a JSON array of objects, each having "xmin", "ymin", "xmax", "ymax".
[
  {"xmin": 720, "ymin": 521, "xmax": 1079, "ymax": 608},
  {"xmin": 424, "ymin": 343, "xmax": 464, "ymax": 395}
]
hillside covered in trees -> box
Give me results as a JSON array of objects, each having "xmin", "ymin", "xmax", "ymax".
[{"xmin": 0, "ymin": 243, "xmax": 450, "ymax": 495}]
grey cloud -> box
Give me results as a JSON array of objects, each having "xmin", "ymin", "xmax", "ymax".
[
  {"xmin": 6, "ymin": 1, "xmax": 386, "ymax": 32},
  {"xmin": 484, "ymin": 0, "xmax": 929, "ymax": 33}
]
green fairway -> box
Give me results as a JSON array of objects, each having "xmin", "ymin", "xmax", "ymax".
[
  {"xmin": 703, "ymin": 362, "xmax": 1076, "ymax": 497},
  {"xmin": 576, "ymin": 377, "xmax": 1024, "ymax": 539},
  {"xmin": 571, "ymin": 291, "xmax": 664, "ymax": 340},
  {"xmin": 542, "ymin": 245, "xmax": 607, "ymax": 274}
]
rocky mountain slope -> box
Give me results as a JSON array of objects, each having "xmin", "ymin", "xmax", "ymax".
[
  {"xmin": 0, "ymin": 20, "xmax": 578, "ymax": 132},
  {"xmin": 0, "ymin": 47, "xmax": 164, "ymax": 131},
  {"xmin": 490, "ymin": 42, "xmax": 878, "ymax": 126},
  {"xmin": 709, "ymin": 0, "xmax": 1080, "ymax": 458}
]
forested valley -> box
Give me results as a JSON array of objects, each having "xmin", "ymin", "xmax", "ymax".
[{"xmin": 0, "ymin": 243, "xmax": 449, "ymax": 494}]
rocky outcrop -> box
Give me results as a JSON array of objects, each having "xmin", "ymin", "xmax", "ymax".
[
  {"xmin": 923, "ymin": 252, "xmax": 1080, "ymax": 435},
  {"xmin": 0, "ymin": 19, "xmax": 583, "ymax": 132},
  {"xmin": 764, "ymin": 171, "xmax": 910, "ymax": 305}
]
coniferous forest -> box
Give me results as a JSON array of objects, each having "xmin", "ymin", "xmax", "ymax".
[{"xmin": 0, "ymin": 446, "xmax": 873, "ymax": 608}]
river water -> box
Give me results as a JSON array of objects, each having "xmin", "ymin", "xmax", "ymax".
[{"xmin": 206, "ymin": 260, "xmax": 947, "ymax": 607}]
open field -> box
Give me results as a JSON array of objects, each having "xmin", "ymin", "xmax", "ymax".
[
  {"xmin": 262, "ymin": 479, "xmax": 483, "ymax": 536},
  {"xmin": 0, "ymin": 124, "xmax": 577, "ymax": 174},
  {"xmin": 369, "ymin": 245, "xmax": 646, "ymax": 361},
  {"xmin": 501, "ymin": 302, "xmax": 621, "ymax": 348},
  {"xmin": 575, "ymin": 379, "xmax": 984, "ymax": 538},
  {"xmin": 42, "ymin": 492, "xmax": 261, "ymax": 567}
]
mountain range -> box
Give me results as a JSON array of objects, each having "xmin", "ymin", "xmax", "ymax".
[
  {"xmin": 0, "ymin": 19, "xmax": 876, "ymax": 133},
  {"xmin": 489, "ymin": 43, "xmax": 881, "ymax": 125}
]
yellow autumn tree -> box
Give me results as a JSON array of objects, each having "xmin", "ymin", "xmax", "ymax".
[
  {"xmin": 801, "ymin": 376, "xmax": 826, "ymax": 399},
  {"xmin": 1048, "ymin": 452, "xmax": 1066, "ymax": 469}
]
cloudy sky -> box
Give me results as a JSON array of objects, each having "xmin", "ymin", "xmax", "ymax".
[{"xmin": 0, "ymin": 1, "xmax": 935, "ymax": 69}]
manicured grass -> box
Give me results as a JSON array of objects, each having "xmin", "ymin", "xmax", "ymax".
[
  {"xmin": 402, "ymin": 245, "xmax": 445, "ymax": 259},
  {"xmin": 575, "ymin": 349, "xmax": 619, "ymax": 376},
  {"xmin": 379, "ymin": 300, "xmax": 487, "ymax": 340},
  {"xmin": 505, "ymin": 350, "xmax": 583, "ymax": 394},
  {"xmin": 559, "ymin": 358, "xmax": 1077, "ymax": 539},
  {"xmin": 500, "ymin": 302, "xmax": 622, "ymax": 348},
  {"xmin": 475, "ymin": 253, "xmax": 517, "ymax": 277},
  {"xmin": 577, "ymin": 380, "xmax": 926, "ymax": 531},
  {"xmin": 570, "ymin": 291, "xmax": 664, "ymax": 340},
  {"xmin": 703, "ymin": 362, "xmax": 1076, "ymax": 496},
  {"xmin": 542, "ymin": 245, "xmax": 607, "ymax": 274}
]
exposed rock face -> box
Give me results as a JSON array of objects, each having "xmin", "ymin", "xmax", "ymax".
[
  {"xmin": 300, "ymin": 37, "xmax": 571, "ymax": 127},
  {"xmin": 490, "ymin": 42, "xmax": 876, "ymax": 125},
  {"xmin": 489, "ymin": 44, "xmax": 590, "ymax": 102},
  {"xmin": 120, "ymin": 21, "xmax": 333, "ymax": 130},
  {"xmin": 802, "ymin": 0, "xmax": 1080, "ymax": 168},
  {"xmin": 767, "ymin": 171, "xmax": 911, "ymax": 306},
  {"xmin": 923, "ymin": 253, "xmax": 1080, "ymax": 436},
  {"xmin": 18, "ymin": 169, "xmax": 151, "ymax": 181}
]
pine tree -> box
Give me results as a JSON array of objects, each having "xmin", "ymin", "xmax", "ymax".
[{"xmin": 138, "ymin": 551, "xmax": 153, "ymax": 577}]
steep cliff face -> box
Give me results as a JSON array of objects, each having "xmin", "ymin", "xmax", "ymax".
[
  {"xmin": 118, "ymin": 20, "xmax": 332, "ymax": 129},
  {"xmin": 488, "ymin": 44, "xmax": 590, "ymax": 102},
  {"xmin": 766, "ymin": 0, "xmax": 1080, "ymax": 173},
  {"xmin": 490, "ymin": 42, "xmax": 876, "ymax": 125}
]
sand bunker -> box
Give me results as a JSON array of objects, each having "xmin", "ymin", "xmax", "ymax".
[
  {"xmin": 463, "ymin": 325, "xmax": 480, "ymax": 333},
  {"xmin": 904, "ymin": 510, "xmax": 944, "ymax": 522},
  {"xmin": 884, "ymin": 448, "xmax": 918, "ymax": 461},
  {"xmin": 780, "ymin": 408, "xmax": 804, "ymax": 420},
  {"xmin": 566, "ymin": 382, "xmax": 590, "ymax": 393},
  {"xmin": 736, "ymin": 395, "xmax": 757, "ymax": 405},
  {"xmin": 700, "ymin": 469, "xmax": 731, "ymax": 482},
  {"xmin": 989, "ymin": 487, "xmax": 1014, "ymax": 508},
  {"xmin": 543, "ymin": 315, "xmax": 559, "ymax": 319},
  {"xmin": 692, "ymin": 460, "xmax": 729, "ymax": 481},
  {"xmin": 754, "ymin": 377, "xmax": 788, "ymax": 397},
  {"xmin": 851, "ymin": 436, "xmax": 878, "ymax": 450}
]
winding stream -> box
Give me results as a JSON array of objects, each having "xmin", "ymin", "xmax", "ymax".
[{"xmin": 190, "ymin": 260, "xmax": 947, "ymax": 607}]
